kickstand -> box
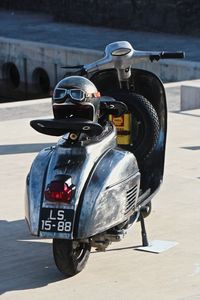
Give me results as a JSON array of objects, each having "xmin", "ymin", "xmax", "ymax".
[{"xmin": 140, "ymin": 212, "xmax": 149, "ymax": 247}]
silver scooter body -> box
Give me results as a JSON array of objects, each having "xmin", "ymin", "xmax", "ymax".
[
  {"xmin": 25, "ymin": 123, "xmax": 140, "ymax": 240},
  {"xmin": 25, "ymin": 41, "xmax": 185, "ymax": 277}
]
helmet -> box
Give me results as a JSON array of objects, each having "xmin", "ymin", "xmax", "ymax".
[{"xmin": 52, "ymin": 76, "xmax": 101, "ymax": 122}]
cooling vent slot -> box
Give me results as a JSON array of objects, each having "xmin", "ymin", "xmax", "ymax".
[{"xmin": 125, "ymin": 185, "xmax": 138, "ymax": 215}]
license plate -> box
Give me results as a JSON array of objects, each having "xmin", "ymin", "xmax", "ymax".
[{"xmin": 39, "ymin": 208, "xmax": 74, "ymax": 233}]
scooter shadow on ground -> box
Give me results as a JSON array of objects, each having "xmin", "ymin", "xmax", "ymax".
[
  {"xmin": 0, "ymin": 219, "xmax": 145, "ymax": 294},
  {"xmin": 90, "ymin": 245, "xmax": 142, "ymax": 254},
  {"xmin": 0, "ymin": 143, "xmax": 55, "ymax": 155},
  {"xmin": 0, "ymin": 219, "xmax": 64, "ymax": 295},
  {"xmin": 173, "ymin": 110, "xmax": 200, "ymax": 118}
]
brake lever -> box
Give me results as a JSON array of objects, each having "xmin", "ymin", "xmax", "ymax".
[{"xmin": 61, "ymin": 65, "xmax": 84, "ymax": 69}]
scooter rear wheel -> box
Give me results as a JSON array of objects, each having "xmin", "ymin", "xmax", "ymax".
[
  {"xmin": 109, "ymin": 91, "xmax": 160, "ymax": 161},
  {"xmin": 53, "ymin": 239, "xmax": 91, "ymax": 277}
]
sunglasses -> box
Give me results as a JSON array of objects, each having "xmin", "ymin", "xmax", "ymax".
[{"xmin": 53, "ymin": 88, "xmax": 100, "ymax": 103}]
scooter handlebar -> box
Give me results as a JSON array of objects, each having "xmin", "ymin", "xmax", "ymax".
[
  {"xmin": 83, "ymin": 43, "xmax": 185, "ymax": 73},
  {"xmin": 148, "ymin": 51, "xmax": 185, "ymax": 62},
  {"xmin": 160, "ymin": 51, "xmax": 185, "ymax": 59}
]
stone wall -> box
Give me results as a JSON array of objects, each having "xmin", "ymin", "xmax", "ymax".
[
  {"xmin": 0, "ymin": 0, "xmax": 200, "ymax": 36},
  {"xmin": 1, "ymin": 37, "xmax": 200, "ymax": 101}
]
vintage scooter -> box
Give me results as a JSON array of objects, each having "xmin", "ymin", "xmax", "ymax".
[{"xmin": 25, "ymin": 41, "xmax": 184, "ymax": 277}]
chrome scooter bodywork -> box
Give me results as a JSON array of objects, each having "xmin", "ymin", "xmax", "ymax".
[
  {"xmin": 25, "ymin": 123, "xmax": 140, "ymax": 240},
  {"xmin": 25, "ymin": 41, "xmax": 184, "ymax": 277}
]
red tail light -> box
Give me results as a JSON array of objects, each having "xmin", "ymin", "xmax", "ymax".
[{"xmin": 44, "ymin": 176, "xmax": 75, "ymax": 203}]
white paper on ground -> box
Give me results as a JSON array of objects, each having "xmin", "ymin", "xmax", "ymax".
[{"xmin": 135, "ymin": 240, "xmax": 178, "ymax": 253}]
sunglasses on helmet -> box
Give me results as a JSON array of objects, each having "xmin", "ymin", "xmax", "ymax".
[{"xmin": 53, "ymin": 88, "xmax": 100, "ymax": 103}]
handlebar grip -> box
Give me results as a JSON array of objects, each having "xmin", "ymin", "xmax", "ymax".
[{"xmin": 160, "ymin": 51, "xmax": 185, "ymax": 59}]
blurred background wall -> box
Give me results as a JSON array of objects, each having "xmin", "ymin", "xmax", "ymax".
[{"xmin": 0, "ymin": 0, "xmax": 199, "ymax": 36}]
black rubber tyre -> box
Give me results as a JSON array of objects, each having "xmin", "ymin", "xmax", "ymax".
[
  {"xmin": 111, "ymin": 92, "xmax": 160, "ymax": 161},
  {"xmin": 53, "ymin": 239, "xmax": 91, "ymax": 277}
]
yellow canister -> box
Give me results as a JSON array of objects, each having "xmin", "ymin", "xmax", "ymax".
[{"xmin": 109, "ymin": 113, "xmax": 131, "ymax": 145}]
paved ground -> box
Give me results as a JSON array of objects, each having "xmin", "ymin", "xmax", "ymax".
[
  {"xmin": 0, "ymin": 10, "xmax": 200, "ymax": 61},
  {"xmin": 0, "ymin": 86, "xmax": 200, "ymax": 299},
  {"xmin": 0, "ymin": 81, "xmax": 184, "ymax": 122}
]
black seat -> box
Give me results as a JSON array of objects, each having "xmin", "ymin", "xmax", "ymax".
[{"xmin": 30, "ymin": 118, "xmax": 103, "ymax": 137}]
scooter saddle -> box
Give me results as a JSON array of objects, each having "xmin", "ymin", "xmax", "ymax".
[{"xmin": 30, "ymin": 118, "xmax": 103, "ymax": 137}]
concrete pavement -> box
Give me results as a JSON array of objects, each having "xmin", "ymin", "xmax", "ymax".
[{"xmin": 0, "ymin": 86, "xmax": 200, "ymax": 299}]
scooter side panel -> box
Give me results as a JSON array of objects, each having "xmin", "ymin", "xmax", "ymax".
[
  {"xmin": 27, "ymin": 126, "xmax": 118, "ymax": 239},
  {"xmin": 25, "ymin": 147, "xmax": 53, "ymax": 235},
  {"xmin": 77, "ymin": 148, "xmax": 140, "ymax": 238}
]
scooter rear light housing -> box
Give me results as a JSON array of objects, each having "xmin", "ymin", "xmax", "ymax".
[{"xmin": 44, "ymin": 176, "xmax": 75, "ymax": 203}]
